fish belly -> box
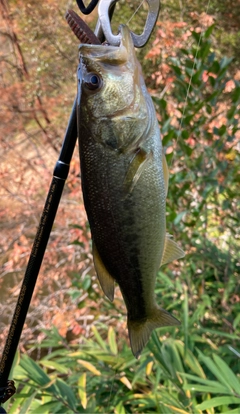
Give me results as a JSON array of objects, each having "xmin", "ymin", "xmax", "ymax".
[
  {"xmin": 79, "ymin": 126, "xmax": 180, "ymax": 357},
  {"xmin": 80, "ymin": 124, "xmax": 164, "ymax": 315}
]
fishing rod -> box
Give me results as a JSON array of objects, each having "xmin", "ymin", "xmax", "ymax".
[
  {"xmin": 0, "ymin": 2, "xmax": 102, "ymax": 409},
  {"xmin": 0, "ymin": 0, "xmax": 160, "ymax": 410}
]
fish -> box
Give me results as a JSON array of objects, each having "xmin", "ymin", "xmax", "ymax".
[{"xmin": 77, "ymin": 25, "xmax": 185, "ymax": 358}]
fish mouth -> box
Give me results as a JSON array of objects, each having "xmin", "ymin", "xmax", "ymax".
[
  {"xmin": 79, "ymin": 25, "xmax": 153, "ymax": 151},
  {"xmin": 107, "ymin": 108, "xmax": 148, "ymax": 123},
  {"xmin": 79, "ymin": 25, "xmax": 143, "ymax": 117},
  {"xmin": 79, "ymin": 25, "xmax": 136, "ymax": 66}
]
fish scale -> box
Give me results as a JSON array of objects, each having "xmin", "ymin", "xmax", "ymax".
[{"xmin": 77, "ymin": 25, "xmax": 185, "ymax": 358}]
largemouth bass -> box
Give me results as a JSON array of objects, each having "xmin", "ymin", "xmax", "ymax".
[{"xmin": 77, "ymin": 25, "xmax": 184, "ymax": 358}]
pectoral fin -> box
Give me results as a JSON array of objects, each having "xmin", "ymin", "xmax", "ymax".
[
  {"xmin": 161, "ymin": 233, "xmax": 185, "ymax": 266},
  {"xmin": 124, "ymin": 148, "xmax": 152, "ymax": 193},
  {"xmin": 92, "ymin": 242, "xmax": 115, "ymax": 301},
  {"xmin": 162, "ymin": 151, "xmax": 169, "ymax": 197}
]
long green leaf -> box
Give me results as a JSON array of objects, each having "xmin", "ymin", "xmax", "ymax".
[
  {"xmin": 20, "ymin": 355, "xmax": 51, "ymax": 385},
  {"xmin": 212, "ymin": 354, "xmax": 240, "ymax": 394},
  {"xmin": 91, "ymin": 326, "xmax": 108, "ymax": 351},
  {"xmin": 169, "ymin": 342, "xmax": 185, "ymax": 374},
  {"xmin": 199, "ymin": 328, "xmax": 239, "ymax": 340},
  {"xmin": 176, "ymin": 342, "xmax": 206, "ymax": 378},
  {"xmin": 180, "ymin": 372, "xmax": 231, "ymax": 392},
  {"xmin": 8, "ymin": 385, "xmax": 33, "ymax": 414},
  {"xmin": 132, "ymin": 357, "xmax": 152, "ymax": 387},
  {"xmin": 225, "ymin": 408, "xmax": 240, "ymax": 414},
  {"xmin": 196, "ymin": 396, "xmax": 240, "ymax": 410},
  {"xmin": 197, "ymin": 350, "xmax": 233, "ymax": 391},
  {"xmin": 183, "ymin": 383, "xmax": 232, "ymax": 394},
  {"xmin": 108, "ymin": 326, "xmax": 118, "ymax": 355},
  {"xmin": 183, "ymin": 287, "xmax": 189, "ymax": 351},
  {"xmin": 19, "ymin": 390, "xmax": 37, "ymax": 414},
  {"xmin": 19, "ymin": 355, "xmax": 58, "ymax": 394},
  {"xmin": 77, "ymin": 359, "xmax": 101, "ymax": 376},
  {"xmin": 32, "ymin": 401, "xmax": 63, "ymax": 413},
  {"xmin": 40, "ymin": 360, "xmax": 69, "ymax": 374},
  {"xmin": 55, "ymin": 378, "xmax": 77, "ymax": 411},
  {"xmin": 148, "ymin": 333, "xmax": 173, "ymax": 377},
  {"xmin": 115, "ymin": 400, "xmax": 126, "ymax": 414},
  {"xmin": 78, "ymin": 372, "xmax": 87, "ymax": 409}
]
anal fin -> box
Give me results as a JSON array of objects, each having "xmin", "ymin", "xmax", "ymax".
[
  {"xmin": 161, "ymin": 233, "xmax": 185, "ymax": 266},
  {"xmin": 92, "ymin": 242, "xmax": 115, "ymax": 302}
]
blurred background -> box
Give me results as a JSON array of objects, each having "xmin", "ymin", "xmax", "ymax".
[{"xmin": 0, "ymin": 0, "xmax": 239, "ymax": 412}]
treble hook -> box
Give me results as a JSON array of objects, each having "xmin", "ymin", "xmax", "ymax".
[{"xmin": 98, "ymin": 0, "xmax": 161, "ymax": 48}]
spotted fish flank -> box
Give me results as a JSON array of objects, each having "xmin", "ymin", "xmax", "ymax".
[{"xmin": 77, "ymin": 25, "xmax": 185, "ymax": 358}]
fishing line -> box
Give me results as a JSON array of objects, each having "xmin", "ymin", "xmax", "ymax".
[
  {"xmin": 126, "ymin": 0, "xmax": 145, "ymax": 26},
  {"xmin": 170, "ymin": 0, "xmax": 212, "ymax": 168}
]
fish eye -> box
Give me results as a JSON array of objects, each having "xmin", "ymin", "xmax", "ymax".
[{"xmin": 83, "ymin": 72, "xmax": 102, "ymax": 91}]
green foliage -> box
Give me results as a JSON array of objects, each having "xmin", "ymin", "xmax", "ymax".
[
  {"xmin": 5, "ymin": 323, "xmax": 240, "ymax": 413},
  {"xmin": 161, "ymin": 28, "xmax": 239, "ymax": 239},
  {"xmin": 152, "ymin": 27, "xmax": 240, "ymax": 353},
  {"xmin": 5, "ymin": 22, "xmax": 240, "ymax": 414}
]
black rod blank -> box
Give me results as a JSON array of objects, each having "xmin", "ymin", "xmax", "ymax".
[{"xmin": 0, "ymin": 99, "xmax": 78, "ymax": 403}]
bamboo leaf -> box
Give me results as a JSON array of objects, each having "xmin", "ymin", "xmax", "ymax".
[
  {"xmin": 78, "ymin": 372, "xmax": 87, "ymax": 409},
  {"xmin": 40, "ymin": 360, "xmax": 69, "ymax": 374},
  {"xmin": 180, "ymin": 373, "xmax": 231, "ymax": 393},
  {"xmin": 163, "ymin": 404, "xmax": 190, "ymax": 414},
  {"xmin": 115, "ymin": 400, "xmax": 126, "ymax": 414},
  {"xmin": 172, "ymin": 343, "xmax": 185, "ymax": 374},
  {"xmin": 7, "ymin": 385, "xmax": 32, "ymax": 414},
  {"xmin": 199, "ymin": 328, "xmax": 239, "ymax": 340},
  {"xmin": 148, "ymin": 332, "xmax": 172, "ymax": 376},
  {"xmin": 183, "ymin": 383, "xmax": 232, "ymax": 394},
  {"xmin": 183, "ymin": 286, "xmax": 189, "ymax": 351},
  {"xmin": 146, "ymin": 360, "xmax": 154, "ymax": 376},
  {"xmin": 119, "ymin": 376, "xmax": 132, "ymax": 390},
  {"xmin": 77, "ymin": 359, "xmax": 101, "ymax": 376},
  {"xmin": 196, "ymin": 396, "xmax": 240, "ymax": 410},
  {"xmin": 18, "ymin": 389, "xmax": 37, "ymax": 414},
  {"xmin": 32, "ymin": 401, "xmax": 63, "ymax": 413},
  {"xmin": 212, "ymin": 354, "xmax": 240, "ymax": 394},
  {"xmin": 176, "ymin": 342, "xmax": 206, "ymax": 378},
  {"xmin": 55, "ymin": 378, "xmax": 77, "ymax": 411},
  {"xmin": 197, "ymin": 350, "xmax": 233, "ymax": 390},
  {"xmin": 226, "ymin": 408, "xmax": 240, "ymax": 414},
  {"xmin": 91, "ymin": 326, "xmax": 108, "ymax": 351},
  {"xmin": 19, "ymin": 355, "xmax": 58, "ymax": 394},
  {"xmin": 108, "ymin": 326, "xmax": 118, "ymax": 355}
]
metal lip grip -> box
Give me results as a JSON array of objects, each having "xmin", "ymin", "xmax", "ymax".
[{"xmin": 98, "ymin": 0, "xmax": 161, "ymax": 48}]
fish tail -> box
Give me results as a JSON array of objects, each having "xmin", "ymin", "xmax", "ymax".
[{"xmin": 128, "ymin": 308, "xmax": 180, "ymax": 359}]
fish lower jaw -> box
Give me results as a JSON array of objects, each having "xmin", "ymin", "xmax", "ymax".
[{"xmin": 107, "ymin": 112, "xmax": 147, "ymax": 124}]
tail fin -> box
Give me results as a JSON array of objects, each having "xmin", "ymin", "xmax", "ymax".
[{"xmin": 128, "ymin": 308, "xmax": 180, "ymax": 359}]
